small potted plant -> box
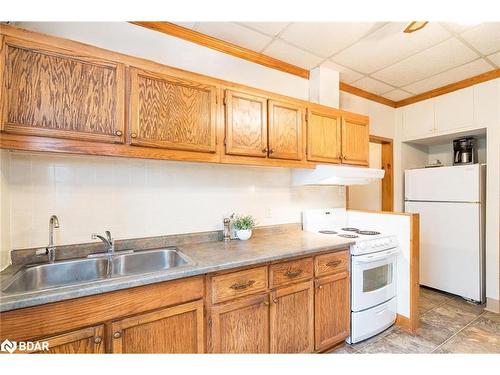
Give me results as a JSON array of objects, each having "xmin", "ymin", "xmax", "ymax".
[{"xmin": 233, "ymin": 215, "xmax": 256, "ymax": 241}]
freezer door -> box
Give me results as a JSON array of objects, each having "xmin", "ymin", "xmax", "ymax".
[
  {"xmin": 405, "ymin": 164, "xmax": 481, "ymax": 202},
  {"xmin": 405, "ymin": 201, "xmax": 483, "ymax": 302}
]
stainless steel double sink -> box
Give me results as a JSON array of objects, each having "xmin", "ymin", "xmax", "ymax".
[{"xmin": 2, "ymin": 248, "xmax": 192, "ymax": 295}]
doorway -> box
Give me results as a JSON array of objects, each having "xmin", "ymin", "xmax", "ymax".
[{"xmin": 347, "ymin": 135, "xmax": 393, "ymax": 212}]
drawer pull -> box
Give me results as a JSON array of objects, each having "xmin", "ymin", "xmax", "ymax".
[
  {"xmin": 326, "ymin": 260, "xmax": 342, "ymax": 268},
  {"xmin": 284, "ymin": 269, "xmax": 303, "ymax": 278},
  {"xmin": 230, "ymin": 280, "xmax": 255, "ymax": 290},
  {"xmin": 94, "ymin": 336, "xmax": 102, "ymax": 344},
  {"xmin": 113, "ymin": 331, "xmax": 121, "ymax": 339},
  {"xmin": 262, "ymin": 148, "xmax": 268, "ymax": 153},
  {"xmin": 115, "ymin": 130, "xmax": 123, "ymax": 136},
  {"xmin": 131, "ymin": 133, "xmax": 138, "ymax": 139}
]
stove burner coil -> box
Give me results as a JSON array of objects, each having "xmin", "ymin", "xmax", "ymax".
[
  {"xmin": 341, "ymin": 227, "xmax": 360, "ymax": 232},
  {"xmin": 357, "ymin": 230, "xmax": 381, "ymax": 235},
  {"xmin": 338, "ymin": 234, "xmax": 359, "ymax": 238},
  {"xmin": 318, "ymin": 230, "xmax": 338, "ymax": 234}
]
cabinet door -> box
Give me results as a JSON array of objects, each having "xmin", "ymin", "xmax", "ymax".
[
  {"xmin": 307, "ymin": 106, "xmax": 342, "ymax": 163},
  {"xmin": 270, "ymin": 281, "xmax": 314, "ymax": 353},
  {"xmin": 268, "ymin": 100, "xmax": 303, "ymax": 160},
  {"xmin": 224, "ymin": 90, "xmax": 268, "ymax": 157},
  {"xmin": 314, "ymin": 272, "xmax": 350, "ymax": 351},
  {"xmin": 1, "ymin": 37, "xmax": 125, "ymax": 143},
  {"xmin": 129, "ymin": 68, "xmax": 217, "ymax": 153},
  {"xmin": 401, "ymin": 100, "xmax": 435, "ymax": 140},
  {"xmin": 210, "ymin": 294, "xmax": 270, "ymax": 353},
  {"xmin": 110, "ymin": 300, "xmax": 204, "ymax": 353},
  {"xmin": 341, "ymin": 114, "xmax": 369, "ymax": 166},
  {"xmin": 29, "ymin": 325, "xmax": 105, "ymax": 354},
  {"xmin": 434, "ymin": 87, "xmax": 473, "ymax": 133}
]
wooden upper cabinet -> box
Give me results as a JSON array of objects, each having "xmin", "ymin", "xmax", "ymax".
[
  {"xmin": 129, "ymin": 67, "xmax": 217, "ymax": 153},
  {"xmin": 314, "ymin": 272, "xmax": 350, "ymax": 351},
  {"xmin": 110, "ymin": 300, "xmax": 204, "ymax": 353},
  {"xmin": 210, "ymin": 294, "xmax": 270, "ymax": 353},
  {"xmin": 341, "ymin": 113, "xmax": 369, "ymax": 166},
  {"xmin": 224, "ymin": 90, "xmax": 268, "ymax": 157},
  {"xmin": 270, "ymin": 280, "xmax": 314, "ymax": 353},
  {"xmin": 268, "ymin": 100, "xmax": 303, "ymax": 161},
  {"xmin": 307, "ymin": 105, "xmax": 342, "ymax": 163},
  {"xmin": 29, "ymin": 325, "xmax": 105, "ymax": 354},
  {"xmin": 1, "ymin": 37, "xmax": 125, "ymax": 143}
]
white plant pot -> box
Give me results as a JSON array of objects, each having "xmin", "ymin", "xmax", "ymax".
[{"xmin": 236, "ymin": 229, "xmax": 252, "ymax": 241}]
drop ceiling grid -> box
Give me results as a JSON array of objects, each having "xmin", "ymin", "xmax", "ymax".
[{"xmin": 173, "ymin": 22, "xmax": 500, "ymax": 100}]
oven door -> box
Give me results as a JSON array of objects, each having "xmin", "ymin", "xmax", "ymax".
[{"xmin": 351, "ymin": 248, "xmax": 398, "ymax": 312}]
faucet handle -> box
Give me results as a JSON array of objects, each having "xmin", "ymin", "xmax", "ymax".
[{"xmin": 105, "ymin": 230, "xmax": 113, "ymax": 242}]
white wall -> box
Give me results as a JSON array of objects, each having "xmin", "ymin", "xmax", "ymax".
[
  {"xmin": 0, "ymin": 150, "xmax": 11, "ymax": 269},
  {"xmin": 0, "ymin": 151, "xmax": 344, "ymax": 268}
]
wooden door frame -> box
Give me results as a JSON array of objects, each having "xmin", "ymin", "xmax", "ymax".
[{"xmin": 345, "ymin": 135, "xmax": 394, "ymax": 211}]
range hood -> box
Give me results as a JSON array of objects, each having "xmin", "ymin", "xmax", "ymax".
[{"xmin": 292, "ymin": 165, "xmax": 385, "ymax": 186}]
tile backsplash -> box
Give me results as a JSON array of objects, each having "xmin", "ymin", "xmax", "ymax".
[{"xmin": 0, "ymin": 151, "xmax": 344, "ymax": 269}]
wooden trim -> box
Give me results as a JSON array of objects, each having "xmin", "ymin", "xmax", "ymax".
[
  {"xmin": 339, "ymin": 82, "xmax": 397, "ymax": 108},
  {"xmin": 395, "ymin": 314, "xmax": 411, "ymax": 331},
  {"xmin": 130, "ymin": 22, "xmax": 310, "ymax": 79},
  {"xmin": 369, "ymin": 135, "xmax": 394, "ymax": 212},
  {"xmin": 395, "ymin": 69, "xmax": 500, "ymax": 107},
  {"xmin": 409, "ymin": 213, "xmax": 420, "ymax": 332}
]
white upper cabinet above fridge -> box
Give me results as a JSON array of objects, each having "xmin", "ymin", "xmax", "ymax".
[
  {"xmin": 434, "ymin": 87, "xmax": 474, "ymax": 133},
  {"xmin": 401, "ymin": 100, "xmax": 435, "ymax": 140}
]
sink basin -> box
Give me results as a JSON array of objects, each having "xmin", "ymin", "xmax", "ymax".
[
  {"xmin": 1, "ymin": 248, "xmax": 192, "ymax": 295},
  {"xmin": 111, "ymin": 249, "xmax": 190, "ymax": 276}
]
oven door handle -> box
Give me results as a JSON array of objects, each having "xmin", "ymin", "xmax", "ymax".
[{"xmin": 353, "ymin": 249, "xmax": 399, "ymax": 264}]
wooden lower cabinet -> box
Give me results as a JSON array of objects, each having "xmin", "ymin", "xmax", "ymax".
[
  {"xmin": 314, "ymin": 272, "xmax": 350, "ymax": 351},
  {"xmin": 29, "ymin": 325, "xmax": 105, "ymax": 354},
  {"xmin": 270, "ymin": 280, "xmax": 314, "ymax": 353},
  {"xmin": 110, "ymin": 300, "xmax": 204, "ymax": 353},
  {"xmin": 210, "ymin": 293, "xmax": 270, "ymax": 353}
]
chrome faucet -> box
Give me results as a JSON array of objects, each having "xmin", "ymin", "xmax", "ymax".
[
  {"xmin": 46, "ymin": 215, "xmax": 60, "ymax": 263},
  {"xmin": 92, "ymin": 231, "xmax": 115, "ymax": 255}
]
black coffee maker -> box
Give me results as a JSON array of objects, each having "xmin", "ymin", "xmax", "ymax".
[{"xmin": 453, "ymin": 137, "xmax": 477, "ymax": 165}]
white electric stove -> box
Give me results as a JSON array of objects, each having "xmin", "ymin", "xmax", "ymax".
[{"xmin": 302, "ymin": 208, "xmax": 399, "ymax": 344}]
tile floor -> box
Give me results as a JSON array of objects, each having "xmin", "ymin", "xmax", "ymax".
[{"xmin": 330, "ymin": 287, "xmax": 500, "ymax": 354}]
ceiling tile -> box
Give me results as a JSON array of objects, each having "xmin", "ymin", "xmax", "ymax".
[
  {"xmin": 403, "ymin": 59, "xmax": 493, "ymax": 94},
  {"xmin": 331, "ymin": 22, "xmax": 451, "ymax": 74},
  {"xmin": 195, "ymin": 22, "xmax": 272, "ymax": 52},
  {"xmin": 460, "ymin": 22, "xmax": 500, "ymax": 55},
  {"xmin": 372, "ymin": 38, "xmax": 479, "ymax": 87},
  {"xmin": 238, "ymin": 22, "xmax": 289, "ymax": 37},
  {"xmin": 279, "ymin": 22, "xmax": 382, "ymax": 58},
  {"xmin": 320, "ymin": 60, "xmax": 364, "ymax": 83},
  {"xmin": 262, "ymin": 39, "xmax": 324, "ymax": 70},
  {"xmin": 350, "ymin": 77, "xmax": 395, "ymax": 95},
  {"xmin": 441, "ymin": 22, "xmax": 478, "ymax": 34},
  {"xmin": 382, "ymin": 89, "xmax": 412, "ymax": 101},
  {"xmin": 488, "ymin": 51, "xmax": 500, "ymax": 67}
]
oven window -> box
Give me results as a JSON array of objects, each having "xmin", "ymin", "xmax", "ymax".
[{"xmin": 363, "ymin": 264, "xmax": 393, "ymax": 292}]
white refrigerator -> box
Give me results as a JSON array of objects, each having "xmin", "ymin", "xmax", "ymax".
[{"xmin": 404, "ymin": 164, "xmax": 485, "ymax": 303}]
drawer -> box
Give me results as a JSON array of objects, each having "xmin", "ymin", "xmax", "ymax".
[
  {"xmin": 315, "ymin": 250, "xmax": 349, "ymax": 277},
  {"xmin": 270, "ymin": 257, "xmax": 313, "ymax": 288},
  {"xmin": 211, "ymin": 266, "xmax": 268, "ymax": 304}
]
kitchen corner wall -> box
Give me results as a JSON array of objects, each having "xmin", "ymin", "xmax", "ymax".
[{"xmin": 0, "ymin": 151, "xmax": 345, "ymax": 269}]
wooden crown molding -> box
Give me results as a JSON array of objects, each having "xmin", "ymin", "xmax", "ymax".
[
  {"xmin": 339, "ymin": 82, "xmax": 397, "ymax": 107},
  {"xmin": 395, "ymin": 68, "xmax": 500, "ymax": 107},
  {"xmin": 130, "ymin": 21, "xmax": 310, "ymax": 79}
]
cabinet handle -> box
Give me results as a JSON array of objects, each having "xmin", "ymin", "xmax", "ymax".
[
  {"xmin": 262, "ymin": 148, "xmax": 268, "ymax": 153},
  {"xmin": 113, "ymin": 331, "xmax": 122, "ymax": 339},
  {"xmin": 230, "ymin": 280, "xmax": 255, "ymax": 290},
  {"xmin": 318, "ymin": 285, "xmax": 323, "ymax": 290},
  {"xmin": 269, "ymin": 149, "xmax": 274, "ymax": 154},
  {"xmin": 284, "ymin": 269, "xmax": 303, "ymax": 278},
  {"xmin": 131, "ymin": 133, "xmax": 137, "ymax": 139},
  {"xmin": 326, "ymin": 260, "xmax": 342, "ymax": 268},
  {"xmin": 94, "ymin": 336, "xmax": 102, "ymax": 344},
  {"xmin": 273, "ymin": 298, "xmax": 278, "ymax": 304},
  {"xmin": 115, "ymin": 130, "xmax": 123, "ymax": 136},
  {"xmin": 263, "ymin": 301, "xmax": 270, "ymax": 306},
  {"xmin": 343, "ymin": 155, "xmax": 348, "ymax": 160}
]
